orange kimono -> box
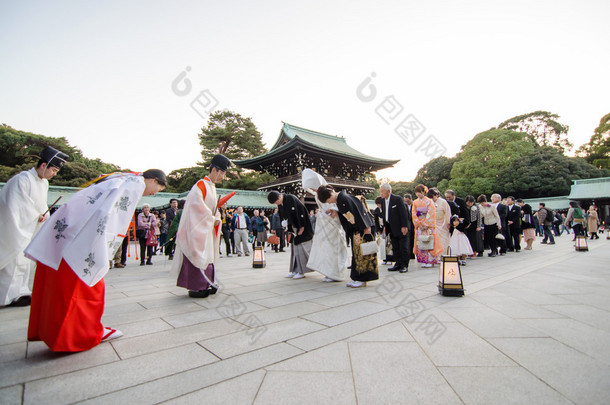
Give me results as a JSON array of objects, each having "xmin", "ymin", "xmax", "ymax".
[{"xmin": 412, "ymin": 196, "xmax": 443, "ymax": 264}]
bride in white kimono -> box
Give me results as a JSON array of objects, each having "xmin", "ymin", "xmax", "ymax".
[{"xmin": 302, "ymin": 169, "xmax": 348, "ymax": 282}]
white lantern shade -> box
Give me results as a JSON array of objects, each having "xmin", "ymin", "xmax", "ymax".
[
  {"xmin": 438, "ymin": 255, "xmax": 464, "ymax": 296},
  {"xmin": 253, "ymin": 245, "xmax": 266, "ymax": 268},
  {"xmin": 575, "ymin": 235, "xmax": 588, "ymax": 252}
]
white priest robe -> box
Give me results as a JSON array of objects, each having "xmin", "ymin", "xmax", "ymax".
[
  {"xmin": 0, "ymin": 168, "xmax": 49, "ymax": 306},
  {"xmin": 25, "ymin": 173, "xmax": 145, "ymax": 286},
  {"xmin": 172, "ymin": 177, "xmax": 221, "ymax": 290},
  {"xmin": 25, "ymin": 173, "xmax": 145, "ymax": 352}
]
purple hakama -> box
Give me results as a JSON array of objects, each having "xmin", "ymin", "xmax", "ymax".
[{"xmin": 176, "ymin": 255, "xmax": 215, "ymax": 291}]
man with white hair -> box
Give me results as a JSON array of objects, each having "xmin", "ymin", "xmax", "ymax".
[
  {"xmin": 380, "ymin": 183, "xmax": 411, "ymax": 273},
  {"xmin": 491, "ymin": 193, "xmax": 509, "ymax": 255},
  {"xmin": 231, "ymin": 206, "xmax": 251, "ymax": 256}
]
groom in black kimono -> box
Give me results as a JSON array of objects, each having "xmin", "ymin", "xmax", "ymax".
[{"xmin": 267, "ymin": 191, "xmax": 314, "ymax": 279}]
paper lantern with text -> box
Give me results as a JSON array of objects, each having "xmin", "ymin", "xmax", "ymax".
[
  {"xmin": 438, "ymin": 253, "xmax": 464, "ymax": 296},
  {"xmin": 575, "ymin": 235, "xmax": 589, "ymax": 251},
  {"xmin": 252, "ymin": 243, "xmax": 266, "ymax": 268}
]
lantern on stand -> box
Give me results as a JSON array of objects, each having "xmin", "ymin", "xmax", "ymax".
[
  {"xmin": 575, "ymin": 235, "xmax": 589, "ymax": 251},
  {"xmin": 253, "ymin": 243, "xmax": 266, "ymax": 268},
  {"xmin": 438, "ymin": 250, "xmax": 464, "ymax": 297}
]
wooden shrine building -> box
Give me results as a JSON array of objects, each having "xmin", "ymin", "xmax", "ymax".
[{"xmin": 234, "ymin": 123, "xmax": 399, "ymax": 205}]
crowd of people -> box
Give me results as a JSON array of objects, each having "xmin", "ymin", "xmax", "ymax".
[
  {"xmin": 0, "ymin": 149, "xmax": 606, "ymax": 353},
  {"xmin": 263, "ymin": 175, "xmax": 606, "ymax": 289}
]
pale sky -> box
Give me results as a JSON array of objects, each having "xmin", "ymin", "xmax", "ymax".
[{"xmin": 1, "ymin": 0, "xmax": 609, "ymax": 181}]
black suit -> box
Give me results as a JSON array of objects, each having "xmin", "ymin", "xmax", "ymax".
[
  {"xmin": 448, "ymin": 197, "xmax": 470, "ymax": 233},
  {"xmin": 405, "ymin": 203, "xmax": 415, "ymax": 259},
  {"xmin": 165, "ymin": 207, "xmax": 179, "ymax": 257},
  {"xmin": 381, "ymin": 194, "xmax": 411, "ymax": 270},
  {"xmin": 507, "ymin": 204, "xmax": 522, "ymax": 251},
  {"xmin": 495, "ymin": 203, "xmax": 509, "ymax": 253},
  {"xmin": 279, "ymin": 194, "xmax": 313, "ymax": 245}
]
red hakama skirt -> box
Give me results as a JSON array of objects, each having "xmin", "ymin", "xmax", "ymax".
[{"xmin": 28, "ymin": 259, "xmax": 105, "ymax": 352}]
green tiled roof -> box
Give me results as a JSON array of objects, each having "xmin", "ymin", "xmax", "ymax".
[
  {"xmin": 235, "ymin": 122, "xmax": 399, "ymax": 169},
  {"xmin": 522, "ymin": 196, "xmax": 571, "ymax": 210},
  {"xmin": 1, "ymin": 184, "xmax": 275, "ymax": 210},
  {"xmin": 277, "ymin": 123, "xmax": 398, "ymax": 163},
  {"xmin": 568, "ymin": 177, "xmax": 610, "ymax": 200}
]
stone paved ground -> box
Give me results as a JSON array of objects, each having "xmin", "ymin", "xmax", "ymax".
[{"xmin": 1, "ymin": 234, "xmax": 609, "ymax": 404}]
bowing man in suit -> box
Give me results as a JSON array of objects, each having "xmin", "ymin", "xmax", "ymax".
[
  {"xmin": 268, "ymin": 191, "xmax": 314, "ymax": 280},
  {"xmin": 380, "ymin": 183, "xmax": 410, "ymax": 273}
]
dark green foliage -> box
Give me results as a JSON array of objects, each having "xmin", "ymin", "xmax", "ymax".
[
  {"xmin": 498, "ymin": 110, "xmax": 572, "ymax": 152},
  {"xmin": 388, "ymin": 181, "xmax": 415, "ymax": 197},
  {"xmin": 577, "ymin": 112, "xmax": 610, "ymax": 169},
  {"xmin": 412, "ymin": 156, "xmax": 455, "ymax": 189},
  {"xmin": 165, "ymin": 167, "xmax": 276, "ymax": 193},
  {"xmin": 221, "ymin": 171, "xmax": 275, "ymax": 191},
  {"xmin": 409, "ymin": 111, "xmax": 607, "ymax": 198},
  {"xmin": 497, "ymin": 147, "xmax": 608, "ymax": 198},
  {"xmin": 165, "ymin": 167, "xmax": 207, "ymax": 193},
  {"xmin": 0, "ymin": 124, "xmax": 122, "ymax": 185},
  {"xmin": 198, "ymin": 110, "xmax": 267, "ymax": 167},
  {"xmin": 447, "ymin": 129, "xmax": 537, "ymax": 196}
]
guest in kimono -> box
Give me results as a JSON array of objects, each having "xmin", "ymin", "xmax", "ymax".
[
  {"xmin": 412, "ymin": 184, "xmax": 443, "ymax": 267},
  {"xmin": 173, "ymin": 154, "xmax": 231, "ymax": 298},
  {"xmin": 268, "ymin": 190, "xmax": 315, "ymax": 280},
  {"xmin": 317, "ymin": 185, "xmax": 379, "ymax": 288},
  {"xmin": 428, "ymin": 187, "xmax": 451, "ymax": 255},
  {"xmin": 25, "ymin": 169, "xmax": 166, "ymax": 352},
  {"xmin": 0, "ymin": 146, "xmax": 68, "ymax": 307}
]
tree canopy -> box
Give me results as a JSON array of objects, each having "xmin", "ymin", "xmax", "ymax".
[
  {"xmin": 198, "ymin": 110, "xmax": 267, "ymax": 168},
  {"xmin": 405, "ymin": 111, "xmax": 609, "ymax": 199},
  {"xmin": 496, "ymin": 147, "xmax": 607, "ymax": 198},
  {"xmin": 412, "ymin": 156, "xmax": 455, "ymax": 189},
  {"xmin": 577, "ymin": 112, "xmax": 610, "ymax": 169},
  {"xmin": 498, "ymin": 111, "xmax": 572, "ymax": 152},
  {"xmin": 0, "ymin": 124, "xmax": 122, "ymax": 186},
  {"xmin": 447, "ymin": 129, "xmax": 537, "ymax": 196}
]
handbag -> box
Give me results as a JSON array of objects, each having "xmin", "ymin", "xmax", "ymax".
[
  {"xmin": 146, "ymin": 225, "xmax": 158, "ymax": 246},
  {"xmin": 417, "ymin": 234, "xmax": 434, "ymax": 250},
  {"xmin": 495, "ymin": 232, "xmax": 505, "ymax": 240},
  {"xmin": 267, "ymin": 234, "xmax": 280, "ymax": 245},
  {"xmin": 136, "ymin": 229, "xmax": 146, "ymax": 239},
  {"xmin": 360, "ymin": 239, "xmax": 379, "ymax": 256}
]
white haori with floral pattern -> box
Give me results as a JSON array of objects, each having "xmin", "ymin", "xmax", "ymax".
[{"xmin": 25, "ymin": 173, "xmax": 145, "ymax": 286}]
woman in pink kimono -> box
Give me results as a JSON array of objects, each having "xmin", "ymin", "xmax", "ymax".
[{"xmin": 412, "ymin": 184, "xmax": 443, "ymax": 267}]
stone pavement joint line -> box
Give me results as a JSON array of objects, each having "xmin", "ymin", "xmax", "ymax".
[{"xmin": 0, "ymin": 235, "xmax": 609, "ymax": 404}]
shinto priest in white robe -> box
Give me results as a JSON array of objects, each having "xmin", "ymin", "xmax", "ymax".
[
  {"xmin": 0, "ymin": 168, "xmax": 49, "ymax": 306},
  {"xmin": 172, "ymin": 176, "xmax": 221, "ymax": 291},
  {"xmin": 302, "ymin": 169, "xmax": 348, "ymax": 281},
  {"xmin": 24, "ymin": 172, "xmax": 146, "ymax": 352}
]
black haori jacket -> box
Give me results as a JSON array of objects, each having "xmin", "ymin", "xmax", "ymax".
[
  {"xmin": 336, "ymin": 191, "xmax": 374, "ymax": 236},
  {"xmin": 278, "ymin": 194, "xmax": 313, "ymax": 245}
]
